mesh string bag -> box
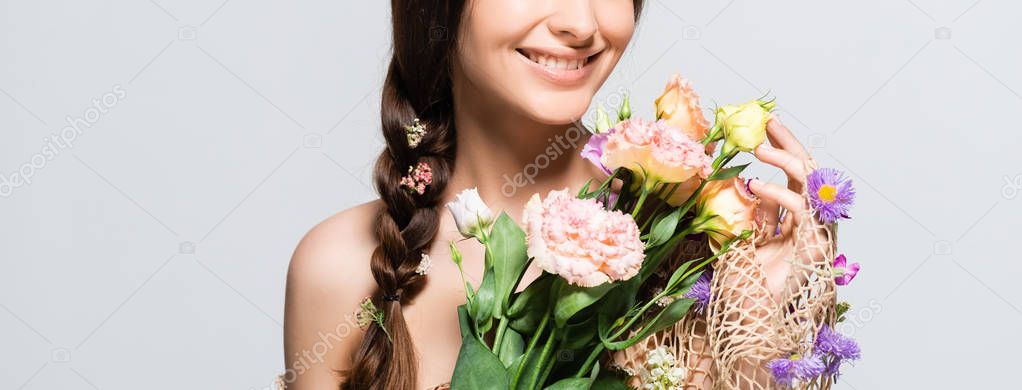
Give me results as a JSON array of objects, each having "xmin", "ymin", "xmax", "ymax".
[{"xmin": 613, "ymin": 159, "xmax": 839, "ymax": 390}]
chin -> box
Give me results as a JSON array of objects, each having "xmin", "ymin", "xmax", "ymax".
[{"xmin": 522, "ymin": 94, "xmax": 593, "ymax": 125}]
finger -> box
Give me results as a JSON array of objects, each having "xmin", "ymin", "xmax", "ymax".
[
  {"xmin": 766, "ymin": 115, "xmax": 808, "ymax": 160},
  {"xmin": 754, "ymin": 143, "xmax": 806, "ymax": 193},
  {"xmin": 748, "ymin": 179, "xmax": 804, "ymax": 222},
  {"xmin": 780, "ymin": 207, "xmax": 796, "ymax": 237},
  {"xmin": 761, "ymin": 196, "xmax": 780, "ymax": 228}
]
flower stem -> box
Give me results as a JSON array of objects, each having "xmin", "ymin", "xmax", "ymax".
[
  {"xmin": 640, "ymin": 182, "xmax": 681, "ymax": 231},
  {"xmin": 631, "ymin": 185, "xmax": 651, "ymax": 219},
  {"xmin": 492, "ymin": 316, "xmax": 508, "ymax": 355},
  {"xmin": 510, "ymin": 312, "xmax": 550, "ymax": 389},
  {"xmin": 608, "ymin": 288, "xmax": 669, "ymax": 341},
  {"xmin": 574, "ymin": 344, "xmax": 606, "ymax": 378},
  {"xmin": 524, "ymin": 325, "xmax": 558, "ymax": 389}
]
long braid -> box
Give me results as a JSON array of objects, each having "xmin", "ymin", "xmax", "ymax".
[{"xmin": 342, "ymin": 1, "xmax": 463, "ymax": 388}]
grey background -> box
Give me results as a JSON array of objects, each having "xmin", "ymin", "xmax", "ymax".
[{"xmin": 2, "ymin": 1, "xmax": 1019, "ymax": 389}]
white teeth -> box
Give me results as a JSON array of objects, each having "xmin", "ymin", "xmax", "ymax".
[{"xmin": 522, "ymin": 50, "xmax": 588, "ymax": 71}]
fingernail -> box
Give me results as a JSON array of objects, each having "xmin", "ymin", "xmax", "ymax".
[
  {"xmin": 757, "ymin": 143, "xmax": 774, "ymax": 152},
  {"xmin": 747, "ymin": 178, "xmax": 761, "ymax": 193}
]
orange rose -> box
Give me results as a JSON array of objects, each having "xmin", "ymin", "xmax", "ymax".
[{"xmin": 655, "ymin": 74, "xmax": 711, "ymax": 144}]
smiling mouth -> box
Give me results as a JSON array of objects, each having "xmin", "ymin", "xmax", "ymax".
[{"xmin": 515, "ymin": 48, "xmax": 602, "ymax": 71}]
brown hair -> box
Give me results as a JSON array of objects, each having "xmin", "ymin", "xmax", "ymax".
[{"xmin": 343, "ymin": 1, "xmax": 645, "ymax": 389}]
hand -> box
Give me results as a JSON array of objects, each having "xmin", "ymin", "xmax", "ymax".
[{"xmin": 747, "ymin": 116, "xmax": 829, "ymax": 298}]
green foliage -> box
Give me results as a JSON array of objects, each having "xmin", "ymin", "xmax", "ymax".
[
  {"xmin": 553, "ymin": 281, "xmax": 614, "ymax": 328},
  {"xmin": 452, "ymin": 306, "xmax": 510, "ymax": 390},
  {"xmin": 490, "ymin": 213, "xmax": 530, "ymax": 313}
]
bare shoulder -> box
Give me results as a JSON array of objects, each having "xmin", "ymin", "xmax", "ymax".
[
  {"xmin": 288, "ymin": 199, "xmax": 382, "ymax": 283},
  {"xmin": 283, "ymin": 200, "xmax": 382, "ymax": 386}
]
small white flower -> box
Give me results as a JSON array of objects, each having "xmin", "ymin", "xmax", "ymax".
[
  {"xmin": 404, "ymin": 118, "xmax": 427, "ymax": 148},
  {"xmin": 415, "ymin": 253, "xmax": 432, "ymax": 275},
  {"xmin": 668, "ymin": 367, "xmax": 687, "ymax": 382},
  {"xmin": 446, "ymin": 188, "xmax": 495, "ymax": 240},
  {"xmin": 639, "ymin": 346, "xmax": 686, "ymax": 390}
]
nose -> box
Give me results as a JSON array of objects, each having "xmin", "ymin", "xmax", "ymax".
[{"xmin": 547, "ymin": 0, "xmax": 598, "ymax": 44}]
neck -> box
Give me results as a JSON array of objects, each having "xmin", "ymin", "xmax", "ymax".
[{"xmin": 446, "ymin": 86, "xmax": 598, "ymax": 221}]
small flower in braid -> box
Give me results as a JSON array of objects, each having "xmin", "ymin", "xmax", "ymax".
[
  {"xmin": 399, "ymin": 161, "xmax": 433, "ymax": 195},
  {"xmin": 404, "ymin": 118, "xmax": 427, "ymax": 149}
]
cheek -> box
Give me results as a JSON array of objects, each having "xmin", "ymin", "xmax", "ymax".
[
  {"xmin": 595, "ymin": 2, "xmax": 637, "ymax": 47},
  {"xmin": 456, "ymin": 2, "xmax": 528, "ymax": 84}
]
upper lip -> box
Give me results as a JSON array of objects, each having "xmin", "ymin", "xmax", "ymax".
[{"xmin": 516, "ymin": 46, "xmax": 604, "ymax": 61}]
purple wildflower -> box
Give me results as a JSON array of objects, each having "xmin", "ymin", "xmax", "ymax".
[
  {"xmin": 581, "ymin": 132, "xmax": 611, "ymax": 175},
  {"xmin": 832, "ymin": 254, "xmax": 861, "ymax": 286},
  {"xmin": 766, "ymin": 353, "xmax": 826, "ymax": 387},
  {"xmin": 814, "ymin": 324, "xmax": 861, "ymax": 376},
  {"xmin": 806, "ymin": 168, "xmax": 855, "ymax": 225},
  {"xmin": 684, "ymin": 270, "xmax": 713, "ymax": 314},
  {"xmin": 815, "ymin": 325, "xmax": 861, "ymax": 360}
]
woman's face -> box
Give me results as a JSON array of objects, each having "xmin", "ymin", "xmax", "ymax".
[{"xmin": 455, "ymin": 0, "xmax": 636, "ymax": 125}]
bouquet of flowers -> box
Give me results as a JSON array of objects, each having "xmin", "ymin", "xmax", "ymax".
[{"xmin": 440, "ymin": 74, "xmax": 861, "ymax": 390}]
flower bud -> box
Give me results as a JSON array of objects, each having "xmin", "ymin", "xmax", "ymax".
[
  {"xmin": 716, "ymin": 100, "xmax": 772, "ymax": 154},
  {"xmin": 617, "ymin": 93, "xmax": 632, "ymax": 121},
  {"xmin": 595, "ymin": 105, "xmax": 613, "ymax": 134},
  {"xmin": 445, "ymin": 188, "xmax": 495, "ymax": 240}
]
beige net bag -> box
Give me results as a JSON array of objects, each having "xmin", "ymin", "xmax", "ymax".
[{"xmin": 613, "ymin": 159, "xmax": 839, "ymax": 390}]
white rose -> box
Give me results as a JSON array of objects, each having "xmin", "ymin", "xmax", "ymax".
[{"xmin": 445, "ymin": 188, "xmax": 495, "ymax": 240}]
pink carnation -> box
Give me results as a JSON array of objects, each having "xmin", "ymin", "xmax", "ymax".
[
  {"xmin": 522, "ymin": 189, "xmax": 645, "ymax": 287},
  {"xmin": 601, "ymin": 118, "xmax": 712, "ymax": 185}
]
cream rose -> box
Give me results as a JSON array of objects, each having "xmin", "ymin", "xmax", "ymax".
[{"xmin": 694, "ymin": 177, "xmax": 761, "ymax": 251}]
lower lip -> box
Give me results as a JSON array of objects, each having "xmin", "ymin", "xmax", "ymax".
[{"xmin": 516, "ymin": 50, "xmax": 597, "ymax": 86}]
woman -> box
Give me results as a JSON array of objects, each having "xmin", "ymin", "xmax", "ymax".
[{"xmin": 284, "ymin": 1, "xmax": 820, "ymax": 389}]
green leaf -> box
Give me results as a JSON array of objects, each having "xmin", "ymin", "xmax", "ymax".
[
  {"xmin": 451, "ymin": 306, "xmax": 510, "ymax": 390},
  {"xmin": 590, "ymin": 376, "xmax": 629, "ymax": 390},
  {"xmin": 554, "ymin": 281, "xmax": 614, "ymax": 328},
  {"xmin": 544, "ymin": 378, "xmax": 591, "ymax": 390},
  {"xmin": 596, "ymin": 278, "xmax": 639, "ymax": 341},
  {"xmin": 489, "ymin": 213, "xmax": 531, "ymax": 314},
  {"xmin": 577, "ymin": 179, "xmax": 594, "ymax": 198},
  {"xmin": 644, "ymin": 298, "xmax": 695, "ymax": 336},
  {"xmin": 664, "ymin": 261, "xmax": 696, "ymax": 292},
  {"xmin": 562, "ymin": 317, "xmax": 598, "ymax": 350},
  {"xmin": 456, "ymin": 305, "xmax": 473, "ymax": 339},
  {"xmin": 708, "ymin": 163, "xmax": 750, "ymax": 181},
  {"xmin": 508, "ymin": 275, "xmax": 554, "ymax": 334},
  {"xmin": 509, "ymin": 338, "xmax": 548, "ymax": 390},
  {"xmin": 647, "ymin": 207, "xmax": 682, "ymax": 248},
  {"xmin": 497, "ymin": 327, "xmax": 525, "ymax": 368},
  {"xmin": 601, "ymin": 297, "xmax": 694, "ymax": 350},
  {"xmin": 836, "ymin": 301, "xmax": 851, "ymax": 323},
  {"xmin": 474, "ymin": 268, "xmax": 497, "ymax": 334}
]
